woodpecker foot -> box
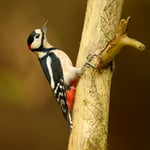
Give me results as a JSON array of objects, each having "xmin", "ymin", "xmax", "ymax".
[
  {"xmin": 85, "ymin": 53, "xmax": 98, "ymax": 68},
  {"xmin": 80, "ymin": 53, "xmax": 98, "ymax": 75},
  {"xmin": 86, "ymin": 62, "xmax": 96, "ymax": 68}
]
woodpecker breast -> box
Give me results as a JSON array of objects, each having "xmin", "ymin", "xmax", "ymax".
[{"xmin": 49, "ymin": 49, "xmax": 81, "ymax": 86}]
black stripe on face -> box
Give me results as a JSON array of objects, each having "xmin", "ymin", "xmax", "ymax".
[{"xmin": 27, "ymin": 31, "xmax": 36, "ymax": 46}]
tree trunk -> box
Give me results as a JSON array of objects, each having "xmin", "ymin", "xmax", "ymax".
[{"xmin": 68, "ymin": 0, "xmax": 124, "ymax": 150}]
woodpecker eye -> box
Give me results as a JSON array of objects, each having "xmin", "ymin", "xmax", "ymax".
[{"xmin": 35, "ymin": 34, "xmax": 40, "ymax": 39}]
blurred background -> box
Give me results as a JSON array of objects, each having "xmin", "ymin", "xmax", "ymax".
[{"xmin": 0, "ymin": 0, "xmax": 149, "ymax": 149}]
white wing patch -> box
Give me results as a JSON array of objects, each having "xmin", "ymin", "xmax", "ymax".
[{"xmin": 46, "ymin": 57, "xmax": 55, "ymax": 89}]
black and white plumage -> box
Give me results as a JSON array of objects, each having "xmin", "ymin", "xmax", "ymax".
[{"xmin": 27, "ymin": 21, "xmax": 81, "ymax": 129}]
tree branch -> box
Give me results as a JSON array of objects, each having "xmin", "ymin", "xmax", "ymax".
[
  {"xmin": 68, "ymin": 0, "xmax": 145, "ymax": 150},
  {"xmin": 97, "ymin": 17, "xmax": 145, "ymax": 68}
]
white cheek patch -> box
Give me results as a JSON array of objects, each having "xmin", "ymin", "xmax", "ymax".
[
  {"xmin": 31, "ymin": 39, "xmax": 41, "ymax": 49},
  {"xmin": 31, "ymin": 29, "xmax": 42, "ymax": 49}
]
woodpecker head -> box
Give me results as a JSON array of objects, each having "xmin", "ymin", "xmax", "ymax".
[{"xmin": 27, "ymin": 21, "xmax": 49, "ymax": 51}]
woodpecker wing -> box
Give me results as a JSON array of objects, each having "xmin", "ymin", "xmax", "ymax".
[{"xmin": 39, "ymin": 51, "xmax": 72, "ymax": 128}]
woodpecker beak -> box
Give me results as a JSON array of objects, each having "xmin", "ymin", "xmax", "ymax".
[{"xmin": 41, "ymin": 20, "xmax": 49, "ymax": 33}]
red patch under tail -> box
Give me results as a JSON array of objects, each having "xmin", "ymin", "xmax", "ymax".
[
  {"xmin": 66, "ymin": 86, "xmax": 76, "ymax": 111},
  {"xmin": 66, "ymin": 78, "xmax": 79, "ymax": 111}
]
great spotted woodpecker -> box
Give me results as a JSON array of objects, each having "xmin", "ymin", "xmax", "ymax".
[{"xmin": 27, "ymin": 21, "xmax": 81, "ymax": 129}]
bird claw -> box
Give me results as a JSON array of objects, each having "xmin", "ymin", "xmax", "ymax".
[
  {"xmin": 85, "ymin": 53, "xmax": 97, "ymax": 68},
  {"xmin": 85, "ymin": 61, "xmax": 97, "ymax": 68}
]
